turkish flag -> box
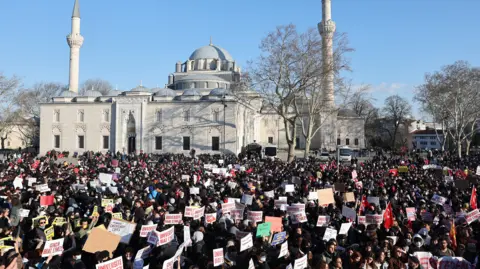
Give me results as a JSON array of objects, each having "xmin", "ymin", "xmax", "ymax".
[
  {"xmin": 470, "ymin": 187, "xmax": 477, "ymax": 210},
  {"xmin": 358, "ymin": 195, "xmax": 370, "ymax": 215},
  {"xmin": 383, "ymin": 202, "xmax": 394, "ymax": 229}
]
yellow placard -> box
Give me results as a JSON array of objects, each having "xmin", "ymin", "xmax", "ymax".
[
  {"xmin": 32, "ymin": 216, "xmax": 49, "ymax": 227},
  {"xmin": 92, "ymin": 206, "xmax": 99, "ymax": 217},
  {"xmin": 44, "ymin": 226, "xmax": 54, "ymax": 241},
  {"xmin": 101, "ymin": 199, "xmax": 114, "ymax": 207},
  {"xmin": 112, "ymin": 213, "xmax": 123, "ymax": 219},
  {"xmin": 398, "ymin": 166, "xmax": 408, "ymax": 173},
  {"xmin": 52, "ymin": 217, "xmax": 66, "ymax": 226}
]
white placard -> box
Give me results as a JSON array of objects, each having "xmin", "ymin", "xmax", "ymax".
[
  {"xmin": 242, "ymin": 194, "xmax": 253, "ymax": 205},
  {"xmin": 13, "ymin": 177, "xmax": 23, "ymax": 189},
  {"xmin": 278, "ymin": 241, "xmax": 289, "ymax": 258},
  {"xmin": 184, "ymin": 225, "xmax": 191, "ymax": 247},
  {"xmin": 27, "ymin": 177, "xmax": 37, "ymax": 187},
  {"xmin": 41, "ymin": 238, "xmax": 64, "ymax": 257},
  {"xmin": 316, "ymin": 216, "xmax": 330, "ymax": 227},
  {"xmin": 108, "ymin": 219, "xmax": 136, "ymax": 244},
  {"xmin": 213, "ymin": 248, "xmax": 224, "ymax": 267},
  {"xmin": 323, "ymin": 228, "xmax": 337, "ymax": 241},
  {"xmin": 367, "ymin": 196, "xmax": 380, "ymax": 205},
  {"xmin": 135, "ymin": 246, "xmax": 152, "ymax": 260},
  {"xmin": 431, "ymin": 194, "xmax": 447, "ymax": 205},
  {"xmin": 99, "ymin": 173, "xmax": 113, "ymax": 185},
  {"xmin": 264, "ymin": 190, "xmax": 274, "ymax": 198},
  {"xmin": 240, "ymin": 233, "xmax": 253, "ymax": 252},
  {"xmin": 19, "ymin": 209, "xmax": 30, "ymax": 218},
  {"xmin": 36, "ymin": 184, "xmax": 50, "ymax": 193},
  {"xmin": 285, "ymin": 184, "xmax": 294, "ymax": 192},
  {"xmin": 96, "ymin": 256, "xmax": 123, "ymax": 269},
  {"xmin": 341, "ymin": 206, "xmax": 356, "ymax": 222},
  {"xmin": 339, "ymin": 223, "xmax": 352, "ymax": 235},
  {"xmin": 294, "ymin": 254, "xmax": 308, "ymax": 269},
  {"xmin": 308, "ymin": 191, "xmax": 318, "ymax": 200},
  {"xmin": 147, "ymin": 226, "xmax": 174, "ymax": 247}
]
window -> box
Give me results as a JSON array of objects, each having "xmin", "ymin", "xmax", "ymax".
[
  {"xmin": 155, "ymin": 136, "xmax": 162, "ymax": 150},
  {"xmin": 54, "ymin": 111, "xmax": 60, "ymax": 122},
  {"xmin": 156, "ymin": 110, "xmax": 162, "ymax": 123},
  {"xmin": 430, "ymin": 136, "xmax": 436, "ymax": 140},
  {"xmin": 102, "ymin": 136, "xmax": 109, "ymax": 149},
  {"xmin": 183, "ymin": 110, "xmax": 190, "ymax": 122},
  {"xmin": 103, "ymin": 110, "xmax": 109, "ymax": 122},
  {"xmin": 268, "ymin": 137, "xmax": 274, "ymax": 144},
  {"xmin": 346, "ymin": 138, "xmax": 350, "ymax": 145},
  {"xmin": 54, "ymin": 135, "xmax": 60, "ymax": 148},
  {"xmin": 430, "ymin": 141, "xmax": 437, "ymax": 145},
  {"xmin": 420, "ymin": 141, "xmax": 428, "ymax": 145},
  {"xmin": 337, "ymin": 138, "xmax": 341, "ymax": 145},
  {"xmin": 78, "ymin": 110, "xmax": 84, "ymax": 122},
  {"xmin": 183, "ymin": 136, "xmax": 190, "ymax": 150},
  {"xmin": 212, "ymin": 136, "xmax": 220, "ymax": 151},
  {"xmin": 213, "ymin": 110, "xmax": 219, "ymax": 122},
  {"xmin": 78, "ymin": 135, "xmax": 85, "ymax": 149},
  {"xmin": 7, "ymin": 141, "xmax": 10, "ymax": 147},
  {"xmin": 354, "ymin": 138, "xmax": 359, "ymax": 146}
]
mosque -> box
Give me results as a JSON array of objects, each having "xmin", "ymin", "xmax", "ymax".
[{"xmin": 39, "ymin": 0, "xmax": 365, "ymax": 155}]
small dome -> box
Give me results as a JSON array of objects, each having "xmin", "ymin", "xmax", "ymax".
[
  {"xmin": 189, "ymin": 44, "xmax": 233, "ymax": 61},
  {"xmin": 154, "ymin": 88, "xmax": 177, "ymax": 97},
  {"xmin": 84, "ymin": 90, "xmax": 102, "ymax": 97},
  {"xmin": 337, "ymin": 109, "xmax": 358, "ymax": 117},
  {"xmin": 182, "ymin": 89, "xmax": 201, "ymax": 96},
  {"xmin": 130, "ymin": 85, "xmax": 149, "ymax": 92},
  {"xmin": 209, "ymin": 88, "xmax": 230, "ymax": 96},
  {"xmin": 60, "ymin": 90, "xmax": 78, "ymax": 97}
]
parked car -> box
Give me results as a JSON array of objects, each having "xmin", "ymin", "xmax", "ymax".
[{"xmin": 319, "ymin": 152, "xmax": 330, "ymax": 162}]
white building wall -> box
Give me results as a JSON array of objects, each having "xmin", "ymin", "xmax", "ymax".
[
  {"xmin": 413, "ymin": 134, "xmax": 443, "ymax": 150},
  {"xmin": 337, "ymin": 117, "xmax": 365, "ymax": 149}
]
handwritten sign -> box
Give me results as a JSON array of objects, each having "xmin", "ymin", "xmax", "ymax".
[
  {"xmin": 279, "ymin": 241, "xmax": 289, "ymax": 258},
  {"xmin": 41, "ymin": 238, "xmax": 64, "ymax": 257},
  {"xmin": 107, "ymin": 218, "xmax": 136, "ymax": 244},
  {"xmin": 240, "ymin": 233, "xmax": 253, "ymax": 252}
]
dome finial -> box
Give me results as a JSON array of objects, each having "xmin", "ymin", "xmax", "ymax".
[
  {"xmin": 140, "ymin": 80, "xmax": 143, "ymax": 86},
  {"xmin": 210, "ymin": 36, "xmax": 213, "ymax": 46}
]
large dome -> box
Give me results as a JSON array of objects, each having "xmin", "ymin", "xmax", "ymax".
[{"xmin": 189, "ymin": 44, "xmax": 233, "ymax": 61}]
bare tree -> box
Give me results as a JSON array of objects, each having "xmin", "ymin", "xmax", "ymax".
[
  {"xmin": 415, "ymin": 61, "xmax": 480, "ymax": 157},
  {"xmin": 15, "ymin": 82, "xmax": 67, "ymax": 118},
  {"xmin": 0, "ymin": 73, "xmax": 21, "ymax": 148},
  {"xmin": 382, "ymin": 95, "xmax": 412, "ymax": 149},
  {"xmin": 80, "ymin": 78, "xmax": 113, "ymax": 96}
]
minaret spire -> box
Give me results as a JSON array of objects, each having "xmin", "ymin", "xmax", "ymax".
[
  {"xmin": 318, "ymin": 0, "xmax": 336, "ymax": 107},
  {"xmin": 209, "ymin": 36, "xmax": 213, "ymax": 46},
  {"xmin": 72, "ymin": 0, "xmax": 80, "ymax": 18},
  {"xmin": 66, "ymin": 0, "xmax": 84, "ymax": 93}
]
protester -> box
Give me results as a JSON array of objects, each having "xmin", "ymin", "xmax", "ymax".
[{"xmin": 0, "ymin": 149, "xmax": 477, "ymax": 269}]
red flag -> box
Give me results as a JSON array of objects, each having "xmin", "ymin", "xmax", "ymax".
[
  {"xmin": 358, "ymin": 195, "xmax": 370, "ymax": 215},
  {"xmin": 383, "ymin": 202, "xmax": 394, "ymax": 229},
  {"xmin": 246, "ymin": 168, "xmax": 253, "ymax": 174},
  {"xmin": 40, "ymin": 195, "xmax": 54, "ymax": 206},
  {"xmin": 470, "ymin": 187, "xmax": 477, "ymax": 210},
  {"xmin": 450, "ymin": 221, "xmax": 457, "ymax": 250}
]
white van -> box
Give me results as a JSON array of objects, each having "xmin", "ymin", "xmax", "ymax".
[{"xmin": 337, "ymin": 146, "xmax": 353, "ymax": 162}]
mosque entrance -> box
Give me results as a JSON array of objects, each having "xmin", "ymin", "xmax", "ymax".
[{"xmin": 128, "ymin": 136, "xmax": 136, "ymax": 154}]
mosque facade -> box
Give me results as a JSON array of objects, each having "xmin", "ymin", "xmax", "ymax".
[{"xmin": 39, "ymin": 0, "xmax": 365, "ymax": 155}]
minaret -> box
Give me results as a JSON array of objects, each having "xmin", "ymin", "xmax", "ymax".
[
  {"xmin": 66, "ymin": 0, "xmax": 84, "ymax": 93},
  {"xmin": 318, "ymin": 0, "xmax": 336, "ymax": 108}
]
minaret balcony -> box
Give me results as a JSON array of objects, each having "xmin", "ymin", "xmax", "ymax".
[
  {"xmin": 318, "ymin": 20, "xmax": 336, "ymax": 35},
  {"xmin": 66, "ymin": 34, "xmax": 84, "ymax": 47}
]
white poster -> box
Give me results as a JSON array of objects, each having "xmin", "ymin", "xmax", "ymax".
[
  {"xmin": 242, "ymin": 194, "xmax": 253, "ymax": 205},
  {"xmin": 213, "ymin": 248, "xmax": 224, "ymax": 267},
  {"xmin": 323, "ymin": 228, "xmax": 337, "ymax": 241},
  {"xmin": 278, "ymin": 241, "xmax": 289, "ymax": 258},
  {"xmin": 189, "ymin": 187, "xmax": 199, "ymax": 195},
  {"xmin": 240, "ymin": 233, "xmax": 253, "ymax": 252},
  {"xmin": 19, "ymin": 209, "xmax": 30, "ymax": 218},
  {"xmin": 148, "ymin": 226, "xmax": 174, "ymax": 247},
  {"xmin": 294, "ymin": 254, "xmax": 308, "ymax": 269},
  {"xmin": 316, "ymin": 216, "xmax": 330, "ymax": 227},
  {"xmin": 107, "ymin": 218, "xmax": 136, "ymax": 244},
  {"xmin": 41, "ymin": 238, "xmax": 64, "ymax": 257},
  {"xmin": 135, "ymin": 246, "xmax": 152, "ymax": 260},
  {"xmin": 96, "ymin": 256, "xmax": 123, "ymax": 269},
  {"xmin": 285, "ymin": 184, "xmax": 294, "ymax": 192},
  {"xmin": 140, "ymin": 224, "xmax": 158, "ymax": 238},
  {"xmin": 184, "ymin": 225, "xmax": 191, "ymax": 247},
  {"xmin": 99, "ymin": 173, "xmax": 113, "ymax": 185},
  {"xmin": 339, "ymin": 223, "xmax": 352, "ymax": 235}
]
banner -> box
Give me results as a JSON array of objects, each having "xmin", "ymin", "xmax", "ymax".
[
  {"xmin": 96, "ymin": 256, "xmax": 123, "ymax": 269},
  {"xmin": 107, "ymin": 218, "xmax": 136, "ymax": 244},
  {"xmin": 193, "ymin": 207, "xmax": 205, "ymax": 220},
  {"xmin": 140, "ymin": 224, "xmax": 157, "ymax": 238},
  {"xmin": 164, "ymin": 214, "xmax": 183, "ymax": 225},
  {"xmin": 41, "ymin": 239, "xmax": 64, "ymax": 257},
  {"xmin": 222, "ymin": 202, "xmax": 235, "ymax": 213},
  {"xmin": 148, "ymin": 226, "xmax": 174, "ymax": 247}
]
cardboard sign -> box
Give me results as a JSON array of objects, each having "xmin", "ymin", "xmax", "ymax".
[
  {"xmin": 256, "ymin": 222, "xmax": 271, "ymax": 237},
  {"xmin": 278, "ymin": 241, "xmax": 289, "ymax": 258},
  {"xmin": 317, "ymin": 188, "xmax": 335, "ymax": 205},
  {"xmin": 140, "ymin": 224, "xmax": 158, "ymax": 238},
  {"xmin": 265, "ymin": 216, "xmax": 283, "ymax": 233},
  {"xmin": 41, "ymin": 238, "xmax": 64, "ymax": 257},
  {"xmin": 343, "ymin": 192, "xmax": 355, "ymax": 202},
  {"xmin": 213, "ymin": 248, "xmax": 224, "ymax": 267},
  {"xmin": 107, "ymin": 218, "xmax": 136, "ymax": 244},
  {"xmin": 316, "ymin": 216, "xmax": 330, "ymax": 227},
  {"xmin": 36, "ymin": 184, "xmax": 50, "ymax": 193},
  {"xmin": 240, "ymin": 233, "xmax": 253, "ymax": 252},
  {"xmin": 147, "ymin": 226, "xmax": 174, "ymax": 247},
  {"xmin": 193, "ymin": 207, "xmax": 205, "ymax": 220},
  {"xmin": 308, "ymin": 191, "xmax": 318, "ymax": 200},
  {"xmin": 184, "ymin": 206, "xmax": 195, "ymax": 217},
  {"xmin": 83, "ymin": 228, "xmax": 121, "ymax": 256},
  {"xmin": 96, "ymin": 256, "xmax": 123, "ymax": 269},
  {"xmin": 247, "ymin": 211, "xmax": 263, "ymax": 223},
  {"xmin": 164, "ymin": 214, "xmax": 183, "ymax": 225},
  {"xmin": 366, "ymin": 214, "xmax": 383, "ymax": 224},
  {"xmin": 271, "ymin": 231, "xmax": 287, "ymax": 246},
  {"xmin": 294, "ymin": 254, "xmax": 308, "ymax": 269}
]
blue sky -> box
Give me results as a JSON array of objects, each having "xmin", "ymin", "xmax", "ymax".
[{"xmin": 1, "ymin": 0, "xmax": 479, "ymax": 119}]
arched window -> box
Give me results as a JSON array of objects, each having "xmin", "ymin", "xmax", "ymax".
[
  {"xmin": 78, "ymin": 110, "xmax": 84, "ymax": 122},
  {"xmin": 213, "ymin": 110, "xmax": 219, "ymax": 122},
  {"xmin": 183, "ymin": 110, "xmax": 190, "ymax": 122},
  {"xmin": 156, "ymin": 110, "xmax": 162, "ymax": 123},
  {"xmin": 337, "ymin": 138, "xmax": 341, "ymax": 145},
  {"xmin": 190, "ymin": 61, "xmax": 195, "ymax": 70},
  {"xmin": 103, "ymin": 110, "xmax": 109, "ymax": 122}
]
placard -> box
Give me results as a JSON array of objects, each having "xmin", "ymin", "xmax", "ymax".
[
  {"xmin": 36, "ymin": 184, "xmax": 50, "ymax": 193},
  {"xmin": 308, "ymin": 191, "xmax": 318, "ymax": 200},
  {"xmin": 406, "ymin": 207, "xmax": 416, "ymax": 221},
  {"xmin": 190, "ymin": 187, "xmax": 199, "ymax": 194},
  {"xmin": 135, "ymin": 246, "xmax": 152, "ymax": 260},
  {"xmin": 342, "ymin": 206, "xmax": 356, "ymax": 221},
  {"xmin": 99, "ymin": 173, "xmax": 113, "ymax": 185},
  {"xmin": 231, "ymin": 209, "xmax": 243, "ymax": 220},
  {"xmin": 107, "ymin": 218, "xmax": 136, "ymax": 244},
  {"xmin": 294, "ymin": 254, "xmax": 308, "ymax": 269},
  {"xmin": 339, "ymin": 223, "xmax": 352, "ymax": 235},
  {"xmin": 271, "ymin": 231, "xmax": 287, "ymax": 246},
  {"xmin": 366, "ymin": 214, "xmax": 383, "ymax": 225},
  {"xmin": 247, "ymin": 211, "xmax": 263, "ymax": 223},
  {"xmin": 316, "ymin": 216, "xmax": 330, "ymax": 227},
  {"xmin": 164, "ymin": 214, "xmax": 183, "ymax": 225},
  {"xmin": 291, "ymin": 212, "xmax": 307, "ymax": 224},
  {"xmin": 285, "ymin": 185, "xmax": 295, "ymax": 192},
  {"xmin": 19, "ymin": 209, "xmax": 30, "ymax": 218},
  {"xmin": 256, "ymin": 222, "xmax": 271, "ymax": 237},
  {"xmin": 45, "ymin": 226, "xmax": 54, "ymax": 241},
  {"xmin": 367, "ymin": 196, "xmax": 380, "ymax": 206},
  {"xmin": 241, "ymin": 194, "xmax": 253, "ymax": 205},
  {"xmin": 193, "ymin": 207, "xmax": 205, "ymax": 220},
  {"xmin": 264, "ymin": 190, "xmax": 274, "ymax": 198},
  {"xmin": 317, "ymin": 188, "xmax": 335, "ymax": 205},
  {"xmin": 343, "ymin": 192, "xmax": 355, "ymax": 202},
  {"xmin": 398, "ymin": 166, "xmax": 408, "ymax": 173},
  {"xmin": 323, "ymin": 228, "xmax": 337, "ymax": 241},
  {"xmin": 96, "ymin": 256, "xmax": 123, "ymax": 269},
  {"xmin": 184, "ymin": 206, "xmax": 195, "ymax": 217},
  {"xmin": 102, "ymin": 199, "xmax": 114, "ymax": 207},
  {"xmin": 213, "ymin": 248, "xmax": 224, "ymax": 267},
  {"xmin": 265, "ymin": 216, "xmax": 283, "ymax": 233},
  {"xmin": 240, "ymin": 233, "xmax": 253, "ymax": 252},
  {"xmin": 83, "ymin": 228, "xmax": 121, "ymax": 256},
  {"xmin": 147, "ymin": 226, "xmax": 174, "ymax": 247},
  {"xmin": 278, "ymin": 241, "xmax": 289, "ymax": 258},
  {"xmin": 205, "ymin": 213, "xmax": 216, "ymax": 224},
  {"xmin": 431, "ymin": 194, "xmax": 447, "ymax": 205},
  {"xmin": 466, "ymin": 209, "xmax": 480, "ymax": 224},
  {"xmin": 41, "ymin": 238, "xmax": 64, "ymax": 257}
]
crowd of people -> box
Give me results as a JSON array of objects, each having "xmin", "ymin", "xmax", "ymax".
[{"xmin": 0, "ymin": 149, "xmax": 477, "ymax": 269}]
